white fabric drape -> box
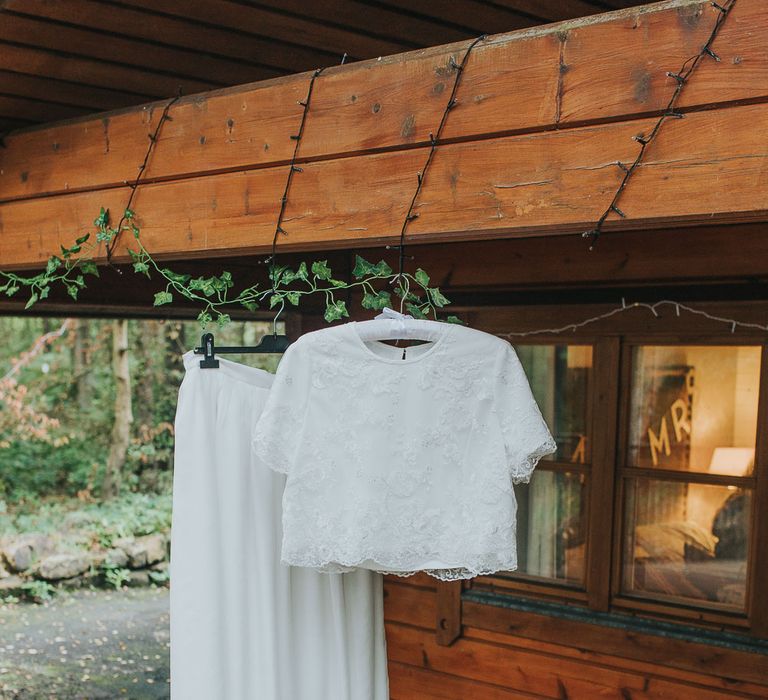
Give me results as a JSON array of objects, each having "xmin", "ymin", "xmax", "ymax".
[{"xmin": 170, "ymin": 350, "xmax": 389, "ymax": 700}]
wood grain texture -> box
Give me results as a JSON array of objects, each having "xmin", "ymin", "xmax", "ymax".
[
  {"xmin": 2, "ymin": 100, "xmax": 767, "ymax": 270},
  {"xmin": 2, "ymin": 0, "xmax": 766, "ymax": 202},
  {"xmin": 385, "ymin": 620, "xmax": 768, "ymax": 699},
  {"xmin": 388, "ymin": 661, "xmax": 536, "ymax": 700},
  {"xmin": 435, "ymin": 581, "xmax": 462, "ymax": 646},
  {"xmin": 1, "ymin": 0, "xmax": 341, "ymax": 74},
  {"xmin": 465, "ymin": 626, "xmax": 768, "ymax": 697},
  {"xmin": 463, "ymin": 600, "xmax": 768, "ymax": 687},
  {"xmin": 383, "ymin": 587, "xmax": 768, "ymax": 697},
  {"xmin": 384, "ymin": 579, "xmax": 437, "ymax": 630}
]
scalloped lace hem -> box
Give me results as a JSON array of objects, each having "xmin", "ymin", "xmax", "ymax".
[
  {"xmin": 282, "ymin": 556, "xmax": 519, "ymax": 581},
  {"xmin": 509, "ymin": 436, "xmax": 558, "ymax": 485}
]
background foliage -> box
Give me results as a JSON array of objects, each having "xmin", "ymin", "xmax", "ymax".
[{"xmin": 0, "ymin": 316, "xmax": 276, "ymax": 505}]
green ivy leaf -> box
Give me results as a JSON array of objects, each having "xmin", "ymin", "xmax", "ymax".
[
  {"xmin": 45, "ymin": 257, "xmax": 61, "ymax": 275},
  {"xmin": 329, "ymin": 279, "xmax": 346, "ymax": 288},
  {"xmin": 241, "ymin": 300, "xmax": 259, "ymax": 312},
  {"xmin": 80, "ymin": 261, "xmax": 100, "ymax": 277},
  {"xmin": 153, "ymin": 291, "xmax": 173, "ymax": 306},
  {"xmin": 124, "ymin": 208, "xmax": 135, "ymax": 220},
  {"xmin": 75, "ymin": 233, "xmax": 90, "ymax": 245},
  {"xmin": 352, "ymin": 255, "xmax": 373, "ymax": 279},
  {"xmin": 269, "ymin": 294, "xmax": 283, "ymax": 309},
  {"xmin": 372, "ymin": 260, "xmax": 393, "ymax": 277},
  {"xmin": 361, "ymin": 290, "xmax": 392, "ymax": 310},
  {"xmin": 311, "ymin": 260, "xmax": 332, "ymax": 281},
  {"xmin": 286, "ymin": 291, "xmax": 300, "ymax": 306},
  {"xmin": 161, "ymin": 269, "xmax": 191, "ymax": 284},
  {"xmin": 324, "ymin": 299, "xmax": 349, "ymax": 323},
  {"xmin": 414, "ymin": 268, "xmax": 430, "ymax": 287},
  {"xmin": 25, "ymin": 292, "xmax": 39, "ymax": 309},
  {"xmin": 395, "ymin": 284, "xmax": 419, "ymax": 303},
  {"xmin": 296, "ymin": 262, "xmax": 309, "ymax": 281},
  {"xmin": 280, "ymin": 269, "xmax": 298, "ymax": 285},
  {"xmin": 39, "ymin": 286, "xmax": 50, "ymax": 300},
  {"xmin": 67, "ymin": 285, "xmax": 79, "ymax": 301},
  {"xmin": 216, "ymin": 313, "xmax": 231, "ymax": 328},
  {"xmin": 94, "ymin": 207, "xmax": 109, "ymax": 228},
  {"xmin": 405, "ymin": 302, "xmax": 427, "ymax": 319},
  {"xmin": 133, "ymin": 261, "xmax": 149, "ymax": 275},
  {"xmin": 428, "ymin": 287, "xmax": 450, "ymax": 308},
  {"xmin": 131, "ymin": 224, "xmax": 140, "ymax": 239},
  {"xmin": 5, "ymin": 285, "xmax": 19, "ymax": 297},
  {"xmin": 445, "ymin": 315, "xmax": 464, "ymax": 325},
  {"xmin": 197, "ymin": 310, "xmax": 212, "ymax": 327},
  {"xmin": 269, "ymin": 265, "xmax": 287, "ymax": 285}
]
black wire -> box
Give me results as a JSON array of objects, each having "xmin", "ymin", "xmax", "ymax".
[
  {"xmin": 267, "ymin": 67, "xmax": 324, "ymax": 291},
  {"xmin": 584, "ymin": 0, "xmax": 737, "ymax": 251},
  {"xmin": 391, "ymin": 33, "xmax": 487, "ymax": 280},
  {"xmin": 105, "ymin": 88, "xmax": 183, "ymax": 267}
]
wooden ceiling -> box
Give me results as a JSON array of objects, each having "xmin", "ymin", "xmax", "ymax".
[{"xmin": 0, "ymin": 0, "xmax": 648, "ymax": 133}]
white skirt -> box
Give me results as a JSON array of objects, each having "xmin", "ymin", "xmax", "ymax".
[{"xmin": 170, "ymin": 350, "xmax": 389, "ymax": 700}]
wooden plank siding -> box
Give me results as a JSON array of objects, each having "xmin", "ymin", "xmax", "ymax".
[
  {"xmin": 383, "ymin": 576, "xmax": 768, "ymax": 698},
  {"xmin": 2, "ymin": 0, "xmax": 768, "ymax": 270}
]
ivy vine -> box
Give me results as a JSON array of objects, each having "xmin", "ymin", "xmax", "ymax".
[{"xmin": 1, "ymin": 207, "xmax": 460, "ymax": 328}]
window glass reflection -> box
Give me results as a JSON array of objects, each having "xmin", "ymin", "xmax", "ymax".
[
  {"xmin": 516, "ymin": 345, "xmax": 592, "ymax": 464},
  {"xmin": 622, "ymin": 478, "xmax": 750, "ymax": 610},
  {"xmin": 628, "ymin": 346, "xmax": 760, "ymax": 475},
  {"xmin": 511, "ymin": 470, "xmax": 585, "ymax": 585}
]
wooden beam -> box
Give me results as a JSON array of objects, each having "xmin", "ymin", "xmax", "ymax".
[
  {"xmin": 1, "ymin": 0, "xmax": 767, "ymax": 270},
  {"xmin": 2, "ymin": 0, "xmax": 765, "ymax": 202},
  {"xmin": 2, "ymin": 100, "xmax": 767, "ymax": 269}
]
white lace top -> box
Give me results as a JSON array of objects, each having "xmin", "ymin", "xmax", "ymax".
[{"xmin": 252, "ymin": 321, "xmax": 556, "ymax": 581}]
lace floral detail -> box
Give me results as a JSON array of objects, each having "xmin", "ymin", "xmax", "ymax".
[{"xmin": 254, "ymin": 323, "xmax": 556, "ymax": 581}]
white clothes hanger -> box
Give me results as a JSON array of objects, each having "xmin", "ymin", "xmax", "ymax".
[{"xmin": 354, "ymin": 307, "xmax": 446, "ymax": 342}]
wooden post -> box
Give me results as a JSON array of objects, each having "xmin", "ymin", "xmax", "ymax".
[{"xmin": 435, "ymin": 580, "xmax": 462, "ymax": 646}]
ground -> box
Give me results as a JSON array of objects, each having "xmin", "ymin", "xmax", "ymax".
[{"xmin": 0, "ymin": 588, "xmax": 169, "ymax": 699}]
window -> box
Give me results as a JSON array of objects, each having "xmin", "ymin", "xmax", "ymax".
[
  {"xmin": 471, "ymin": 324, "xmax": 767, "ymax": 634},
  {"xmin": 619, "ymin": 345, "xmax": 760, "ymax": 614},
  {"xmin": 495, "ymin": 345, "xmax": 592, "ymax": 587}
]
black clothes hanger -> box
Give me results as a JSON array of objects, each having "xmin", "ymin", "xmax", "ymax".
[{"xmin": 194, "ymin": 331, "xmax": 291, "ymax": 369}]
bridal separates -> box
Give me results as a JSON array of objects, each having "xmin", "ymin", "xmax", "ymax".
[
  {"xmin": 170, "ymin": 317, "xmax": 556, "ymax": 696},
  {"xmin": 170, "ymin": 351, "xmax": 389, "ymax": 700}
]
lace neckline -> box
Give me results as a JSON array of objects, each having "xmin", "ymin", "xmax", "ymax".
[{"xmin": 347, "ymin": 321, "xmax": 453, "ymax": 365}]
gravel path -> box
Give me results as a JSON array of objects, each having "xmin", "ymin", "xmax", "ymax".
[{"xmin": 0, "ymin": 587, "xmax": 170, "ymax": 699}]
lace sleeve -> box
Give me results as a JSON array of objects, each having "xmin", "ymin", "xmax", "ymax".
[
  {"xmin": 251, "ymin": 340, "xmax": 311, "ymax": 474},
  {"xmin": 494, "ymin": 343, "xmax": 557, "ymax": 485}
]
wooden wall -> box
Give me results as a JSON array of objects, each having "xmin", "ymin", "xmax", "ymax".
[{"xmin": 383, "ymin": 576, "xmax": 768, "ymax": 699}]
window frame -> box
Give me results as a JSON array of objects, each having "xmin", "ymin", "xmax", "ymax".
[{"xmin": 467, "ymin": 321, "xmax": 768, "ymax": 639}]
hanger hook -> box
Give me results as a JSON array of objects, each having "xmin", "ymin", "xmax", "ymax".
[
  {"xmin": 272, "ymin": 297, "xmax": 286, "ymax": 337},
  {"xmin": 398, "ymin": 274, "xmax": 409, "ymax": 314}
]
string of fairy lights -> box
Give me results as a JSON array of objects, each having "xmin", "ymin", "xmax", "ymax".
[
  {"xmin": 582, "ymin": 0, "xmax": 738, "ymax": 250},
  {"xmin": 499, "ymin": 298, "xmax": 768, "ymax": 339},
  {"xmin": 104, "ymin": 89, "xmax": 183, "ymax": 265}
]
